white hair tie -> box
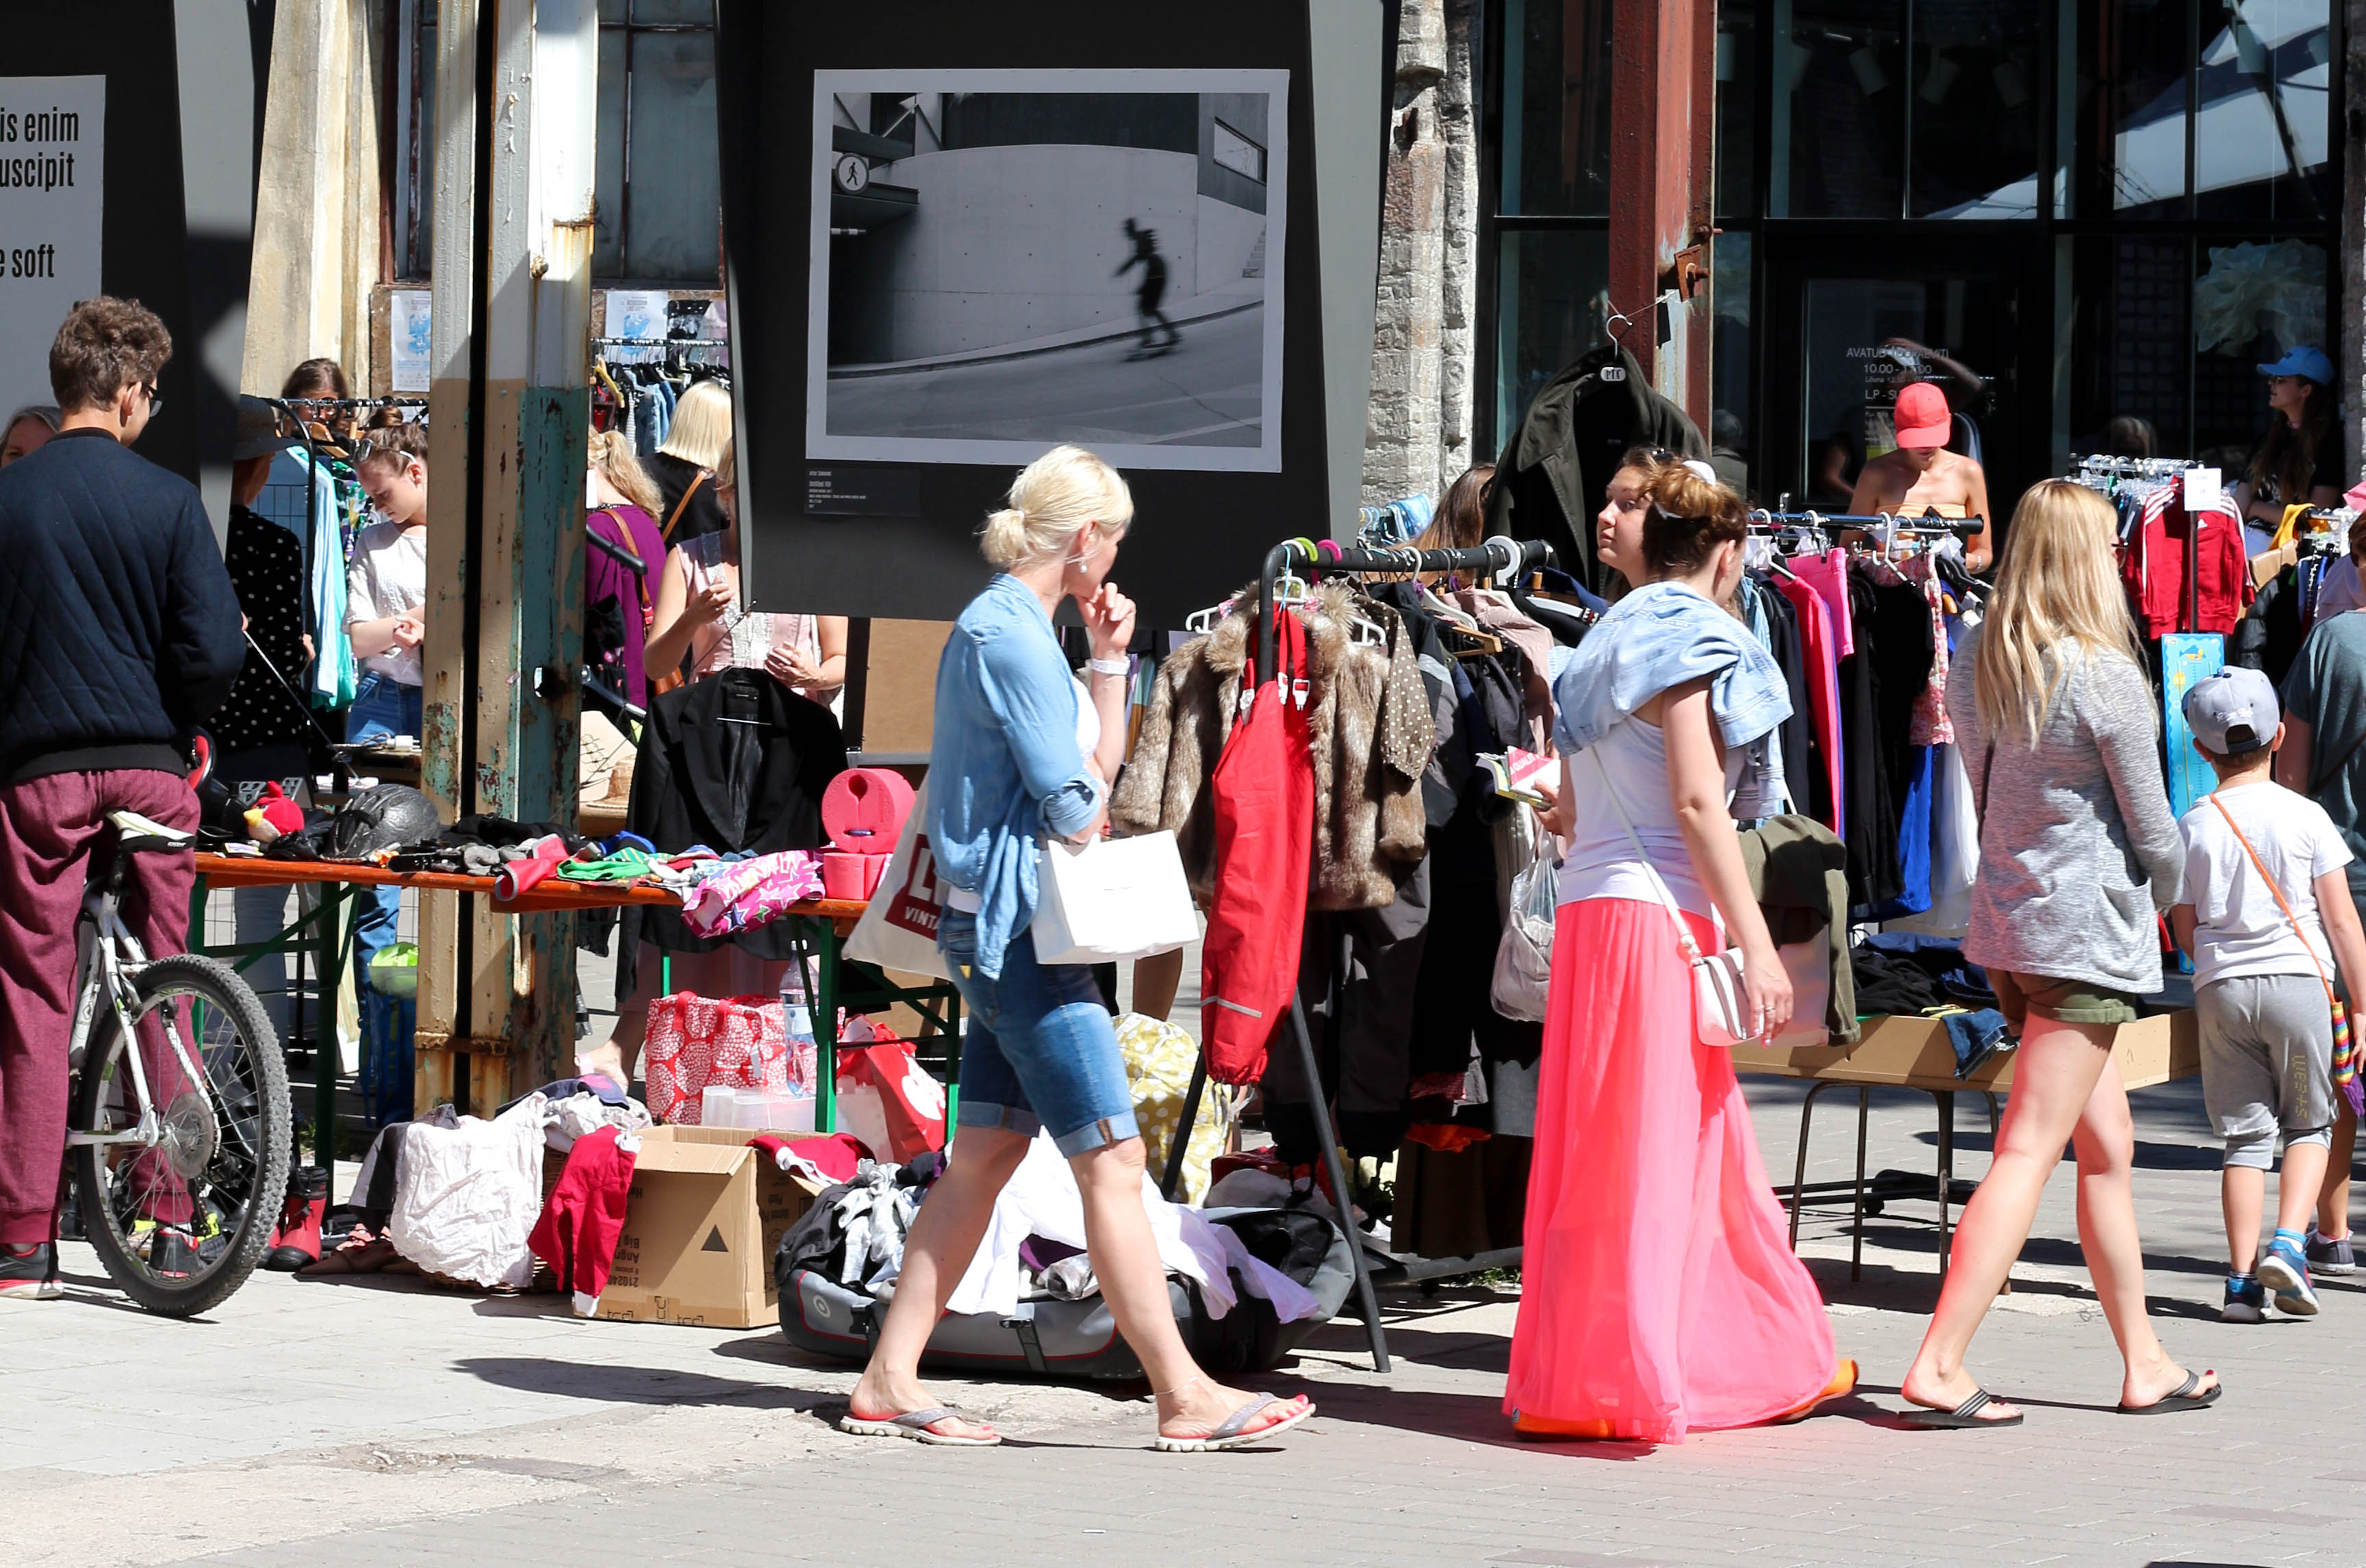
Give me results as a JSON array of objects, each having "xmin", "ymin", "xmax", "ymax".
[{"xmin": 1681, "ymin": 459, "xmax": 1718, "ymax": 484}]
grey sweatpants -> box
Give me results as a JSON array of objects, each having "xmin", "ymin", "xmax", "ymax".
[{"xmin": 2196, "ymin": 973, "xmax": 2337, "ymax": 1171}]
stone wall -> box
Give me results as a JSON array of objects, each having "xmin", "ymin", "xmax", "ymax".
[{"xmin": 1362, "ymin": 0, "xmax": 1479, "ymax": 509}]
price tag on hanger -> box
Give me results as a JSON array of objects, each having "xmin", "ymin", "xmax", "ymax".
[{"xmin": 2184, "ymin": 467, "xmax": 2222, "ymax": 513}]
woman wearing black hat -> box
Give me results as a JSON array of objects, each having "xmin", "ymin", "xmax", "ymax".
[{"xmin": 2232, "ymin": 346, "xmax": 2343, "ymax": 555}]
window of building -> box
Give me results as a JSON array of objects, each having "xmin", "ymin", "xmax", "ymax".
[
  {"xmin": 393, "ymin": 0, "xmax": 722, "ymax": 285},
  {"xmin": 596, "ymin": 0, "xmax": 722, "ymax": 283}
]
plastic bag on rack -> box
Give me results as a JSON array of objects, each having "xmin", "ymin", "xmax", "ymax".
[{"xmin": 1490, "ymin": 840, "xmax": 1560, "ymax": 1022}]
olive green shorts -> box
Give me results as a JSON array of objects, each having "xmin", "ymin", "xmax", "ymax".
[{"xmin": 1991, "ymin": 970, "xmax": 2143, "ymax": 1027}]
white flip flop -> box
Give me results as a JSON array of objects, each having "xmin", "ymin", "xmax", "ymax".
[
  {"xmin": 1153, "ymin": 1394, "xmax": 1314, "ymax": 1453},
  {"xmin": 839, "ymin": 1406, "xmax": 1002, "ymax": 1447}
]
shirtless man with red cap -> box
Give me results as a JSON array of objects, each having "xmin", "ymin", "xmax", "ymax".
[{"xmin": 1848, "ymin": 380, "xmax": 1994, "ymax": 572}]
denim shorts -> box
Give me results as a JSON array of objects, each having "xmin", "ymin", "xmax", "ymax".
[{"xmin": 939, "ymin": 910, "xmax": 1139, "ymax": 1158}]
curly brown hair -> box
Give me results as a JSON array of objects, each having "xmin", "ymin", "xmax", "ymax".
[
  {"xmin": 1639, "ymin": 463, "xmax": 1748, "ymax": 577},
  {"xmin": 49, "ymin": 296, "xmax": 173, "ymax": 415}
]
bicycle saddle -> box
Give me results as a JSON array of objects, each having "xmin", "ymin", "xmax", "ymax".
[{"xmin": 107, "ymin": 810, "xmax": 194, "ymax": 853}]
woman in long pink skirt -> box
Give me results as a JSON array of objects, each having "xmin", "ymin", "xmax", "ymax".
[{"xmin": 1508, "ymin": 455, "xmax": 1850, "ymax": 1443}]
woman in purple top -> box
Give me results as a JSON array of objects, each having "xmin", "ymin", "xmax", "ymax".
[{"xmin": 586, "ymin": 428, "xmax": 668, "ymax": 710}]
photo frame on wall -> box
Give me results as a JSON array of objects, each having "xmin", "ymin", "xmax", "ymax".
[
  {"xmin": 714, "ymin": 0, "xmax": 1382, "ymax": 625},
  {"xmin": 808, "ymin": 70, "xmax": 1289, "ymax": 475}
]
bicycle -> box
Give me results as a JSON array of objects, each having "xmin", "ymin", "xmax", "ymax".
[{"xmin": 62, "ymin": 808, "xmax": 291, "ymax": 1315}]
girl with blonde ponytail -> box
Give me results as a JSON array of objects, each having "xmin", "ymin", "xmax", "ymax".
[
  {"xmin": 1903, "ymin": 478, "xmax": 2212, "ymax": 1427},
  {"xmin": 844, "ymin": 444, "xmax": 1316, "ymax": 1454}
]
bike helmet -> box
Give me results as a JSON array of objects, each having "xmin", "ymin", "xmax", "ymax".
[{"xmin": 327, "ymin": 784, "xmax": 444, "ymax": 859}]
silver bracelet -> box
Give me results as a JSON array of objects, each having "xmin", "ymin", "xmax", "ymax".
[{"xmin": 1086, "ymin": 655, "xmax": 1130, "ymax": 677}]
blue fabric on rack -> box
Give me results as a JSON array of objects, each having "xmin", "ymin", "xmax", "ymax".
[{"xmin": 308, "ymin": 458, "xmax": 357, "ymax": 708}]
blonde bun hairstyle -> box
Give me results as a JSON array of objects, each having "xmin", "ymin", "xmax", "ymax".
[{"xmin": 981, "ymin": 444, "xmax": 1134, "ymax": 570}]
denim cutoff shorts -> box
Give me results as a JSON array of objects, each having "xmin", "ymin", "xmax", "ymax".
[{"xmin": 938, "ymin": 909, "xmax": 1140, "ymax": 1157}]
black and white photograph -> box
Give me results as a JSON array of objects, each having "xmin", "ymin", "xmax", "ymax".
[{"xmin": 806, "ymin": 69, "xmax": 1288, "ymax": 472}]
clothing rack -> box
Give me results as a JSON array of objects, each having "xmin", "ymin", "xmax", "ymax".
[
  {"xmin": 1746, "ymin": 509, "xmax": 1985, "ymax": 539},
  {"xmin": 2070, "ymin": 454, "xmax": 2223, "ymax": 637},
  {"xmin": 1154, "ymin": 532, "xmax": 1560, "ymax": 1374}
]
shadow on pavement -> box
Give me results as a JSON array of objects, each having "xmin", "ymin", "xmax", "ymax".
[{"xmin": 455, "ymin": 1354, "xmax": 835, "ymax": 1412}]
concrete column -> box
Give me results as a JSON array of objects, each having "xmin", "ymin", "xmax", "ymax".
[
  {"xmin": 240, "ymin": 0, "xmax": 385, "ymax": 396},
  {"xmin": 2345, "ymin": 0, "xmax": 2366, "ymax": 484}
]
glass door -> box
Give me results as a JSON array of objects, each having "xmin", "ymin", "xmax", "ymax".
[{"xmin": 1759, "ymin": 235, "xmax": 2052, "ymax": 522}]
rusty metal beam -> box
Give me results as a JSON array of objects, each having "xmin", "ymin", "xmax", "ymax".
[
  {"xmin": 1606, "ymin": 0, "xmax": 1715, "ymax": 428},
  {"xmin": 418, "ymin": 0, "xmax": 594, "ymax": 1114}
]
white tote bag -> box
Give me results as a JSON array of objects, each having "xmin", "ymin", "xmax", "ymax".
[
  {"xmin": 1030, "ymin": 830, "xmax": 1201, "ymax": 966},
  {"xmin": 844, "ymin": 779, "xmax": 954, "ymax": 981}
]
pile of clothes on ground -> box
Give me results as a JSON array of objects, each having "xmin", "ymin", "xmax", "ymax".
[
  {"xmin": 300, "ymin": 1070, "xmax": 652, "ymax": 1289},
  {"xmin": 777, "ymin": 1132, "xmax": 1354, "ymax": 1381}
]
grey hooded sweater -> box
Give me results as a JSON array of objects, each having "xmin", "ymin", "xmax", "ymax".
[{"xmin": 1946, "ymin": 626, "xmax": 2184, "ymax": 996}]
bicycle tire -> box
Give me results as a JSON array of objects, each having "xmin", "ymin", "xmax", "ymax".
[{"xmin": 71, "ymin": 953, "xmax": 292, "ymax": 1316}]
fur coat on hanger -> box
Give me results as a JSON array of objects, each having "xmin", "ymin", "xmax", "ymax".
[{"xmin": 1114, "ymin": 580, "xmax": 1434, "ymax": 910}]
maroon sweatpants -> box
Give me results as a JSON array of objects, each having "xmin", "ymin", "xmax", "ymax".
[{"xmin": 0, "ymin": 770, "xmax": 199, "ymax": 1245}]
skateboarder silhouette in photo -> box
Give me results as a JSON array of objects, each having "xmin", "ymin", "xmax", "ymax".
[{"xmin": 1115, "ymin": 219, "xmax": 1181, "ymax": 360}]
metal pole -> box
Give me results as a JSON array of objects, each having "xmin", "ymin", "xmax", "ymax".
[{"xmin": 1284, "ymin": 995, "xmax": 1390, "ymax": 1372}]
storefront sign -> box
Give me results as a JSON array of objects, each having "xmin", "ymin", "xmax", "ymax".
[{"xmin": 0, "ymin": 76, "xmax": 103, "ymax": 422}]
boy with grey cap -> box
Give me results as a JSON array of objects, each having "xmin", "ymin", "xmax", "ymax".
[{"xmin": 2172, "ymin": 665, "xmax": 2366, "ymax": 1320}]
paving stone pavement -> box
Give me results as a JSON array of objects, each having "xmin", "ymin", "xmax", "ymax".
[{"xmin": 8, "ymin": 1072, "xmax": 2365, "ymax": 1568}]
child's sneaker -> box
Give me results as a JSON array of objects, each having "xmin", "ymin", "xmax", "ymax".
[
  {"xmin": 2261, "ymin": 1237, "xmax": 2321, "ymax": 1316},
  {"xmin": 2306, "ymin": 1229, "xmax": 2356, "ymax": 1275},
  {"xmin": 2222, "ymin": 1274, "xmax": 2267, "ymax": 1323}
]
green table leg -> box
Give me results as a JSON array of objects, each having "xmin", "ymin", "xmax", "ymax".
[
  {"xmin": 815, "ymin": 921, "xmax": 837, "ymax": 1135},
  {"xmin": 316, "ymin": 887, "xmax": 346, "ymax": 1200}
]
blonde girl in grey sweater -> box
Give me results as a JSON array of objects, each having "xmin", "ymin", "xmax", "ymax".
[{"xmin": 1900, "ymin": 480, "xmax": 2222, "ymax": 1427}]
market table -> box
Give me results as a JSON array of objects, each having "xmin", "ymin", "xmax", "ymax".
[
  {"xmin": 1733, "ymin": 1008, "xmax": 2201, "ymax": 1281},
  {"xmin": 188, "ymin": 856, "xmax": 962, "ymax": 1200}
]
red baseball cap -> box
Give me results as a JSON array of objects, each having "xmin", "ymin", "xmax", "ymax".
[{"xmin": 1892, "ymin": 382, "xmax": 1951, "ymax": 449}]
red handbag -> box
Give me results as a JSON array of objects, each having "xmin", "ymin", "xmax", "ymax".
[
  {"xmin": 1199, "ymin": 608, "xmax": 1314, "ymax": 1085},
  {"xmin": 643, "ymin": 992, "xmax": 806, "ymax": 1124}
]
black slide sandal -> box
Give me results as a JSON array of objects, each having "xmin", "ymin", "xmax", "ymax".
[
  {"xmin": 2117, "ymin": 1369, "xmax": 2222, "ymax": 1415},
  {"xmin": 1904, "ymin": 1388, "xmax": 2024, "ymax": 1429}
]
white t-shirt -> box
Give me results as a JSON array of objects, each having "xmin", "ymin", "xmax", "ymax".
[
  {"xmin": 346, "ymin": 520, "xmax": 429, "ymax": 684},
  {"xmin": 2178, "ymin": 780, "xmax": 2352, "ymax": 986},
  {"xmin": 1556, "ymin": 714, "xmax": 1744, "ymax": 919}
]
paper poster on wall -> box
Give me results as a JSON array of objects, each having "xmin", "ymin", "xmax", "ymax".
[
  {"xmin": 388, "ymin": 289, "xmax": 430, "ymax": 392},
  {"xmin": 0, "ymin": 76, "xmax": 103, "ymax": 424},
  {"xmin": 806, "ymin": 69, "xmax": 1287, "ymax": 474},
  {"xmin": 605, "ymin": 288, "xmax": 671, "ymax": 365}
]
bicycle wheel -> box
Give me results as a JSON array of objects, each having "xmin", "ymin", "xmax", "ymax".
[{"xmin": 71, "ymin": 953, "xmax": 292, "ymax": 1316}]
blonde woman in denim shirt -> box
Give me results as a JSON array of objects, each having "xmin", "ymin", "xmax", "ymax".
[{"xmin": 844, "ymin": 446, "xmax": 1314, "ymax": 1453}]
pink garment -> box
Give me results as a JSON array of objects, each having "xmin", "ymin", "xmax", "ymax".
[
  {"xmin": 1508, "ymin": 898, "xmax": 1836, "ymax": 1443},
  {"xmin": 1905, "ymin": 556, "xmax": 1953, "ymax": 747},
  {"xmin": 528, "ymin": 1125, "xmax": 638, "ymax": 1315},
  {"xmin": 1788, "ymin": 550, "xmax": 1855, "ymax": 659},
  {"xmin": 1774, "ymin": 576, "xmax": 1845, "ymax": 837},
  {"xmin": 680, "ymin": 851, "xmax": 825, "ymax": 937}
]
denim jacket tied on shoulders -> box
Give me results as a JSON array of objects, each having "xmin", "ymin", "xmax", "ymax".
[
  {"xmin": 928, "ymin": 575, "xmax": 1102, "ymax": 980},
  {"xmin": 1551, "ymin": 581, "xmax": 1794, "ymax": 813}
]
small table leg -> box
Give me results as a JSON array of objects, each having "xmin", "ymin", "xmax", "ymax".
[
  {"xmin": 1851, "ymin": 1087, "xmax": 1870, "ymax": 1281},
  {"xmin": 1935, "ymin": 1089, "xmax": 1957, "ymax": 1281},
  {"xmin": 815, "ymin": 921, "xmax": 838, "ymax": 1136},
  {"xmin": 317, "ymin": 888, "xmax": 344, "ymax": 1205}
]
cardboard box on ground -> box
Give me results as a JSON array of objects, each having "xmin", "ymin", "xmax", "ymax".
[{"xmin": 593, "ymin": 1126, "xmax": 819, "ymax": 1329}]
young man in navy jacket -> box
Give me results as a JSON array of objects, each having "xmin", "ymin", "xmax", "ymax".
[{"xmin": 0, "ymin": 296, "xmax": 243, "ymax": 1297}]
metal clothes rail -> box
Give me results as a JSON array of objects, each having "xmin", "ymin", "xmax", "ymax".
[{"xmin": 1158, "ymin": 533, "xmax": 1560, "ymax": 1372}]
